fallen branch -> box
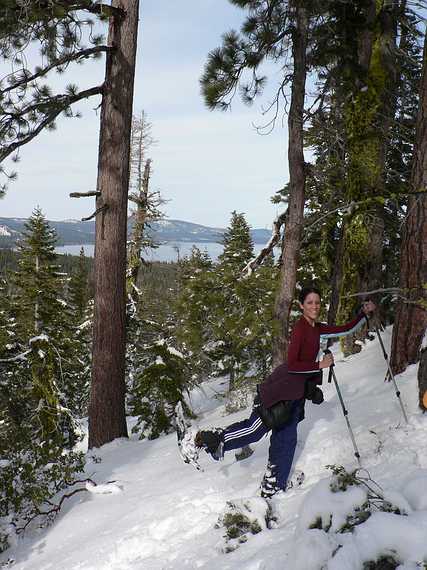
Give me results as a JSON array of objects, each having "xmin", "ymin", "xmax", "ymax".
[{"xmin": 14, "ymin": 478, "xmax": 118, "ymax": 535}]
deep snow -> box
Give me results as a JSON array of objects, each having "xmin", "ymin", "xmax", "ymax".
[{"xmin": 2, "ymin": 327, "xmax": 427, "ymax": 570}]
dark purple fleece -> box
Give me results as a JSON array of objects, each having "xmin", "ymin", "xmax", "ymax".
[{"xmin": 259, "ymin": 313, "xmax": 366, "ymax": 407}]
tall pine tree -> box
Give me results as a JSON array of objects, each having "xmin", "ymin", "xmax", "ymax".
[{"xmin": 0, "ymin": 211, "xmax": 85, "ymax": 551}]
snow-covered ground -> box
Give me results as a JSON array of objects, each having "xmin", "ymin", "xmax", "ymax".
[{"xmin": 3, "ymin": 327, "xmax": 427, "ymax": 570}]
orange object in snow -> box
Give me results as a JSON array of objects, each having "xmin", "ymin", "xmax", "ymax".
[{"xmin": 423, "ymin": 390, "xmax": 427, "ymax": 409}]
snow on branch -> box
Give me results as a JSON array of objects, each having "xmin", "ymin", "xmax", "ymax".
[
  {"xmin": 13, "ymin": 479, "xmax": 121, "ymax": 535},
  {"xmin": 0, "ymin": 349, "xmax": 31, "ymax": 363},
  {"xmin": 242, "ymin": 210, "xmax": 287, "ymax": 276}
]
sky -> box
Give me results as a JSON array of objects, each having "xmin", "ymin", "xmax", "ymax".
[{"xmin": 0, "ymin": 1, "xmax": 290, "ymax": 229}]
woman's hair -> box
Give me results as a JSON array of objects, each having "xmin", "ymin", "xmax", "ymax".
[{"xmin": 299, "ymin": 285, "xmax": 321, "ymax": 304}]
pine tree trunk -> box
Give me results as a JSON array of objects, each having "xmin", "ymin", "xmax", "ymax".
[
  {"xmin": 361, "ymin": 2, "xmax": 397, "ymax": 308},
  {"xmin": 327, "ymin": 222, "xmax": 345, "ymax": 325},
  {"xmin": 359, "ymin": 205, "xmax": 385, "ymax": 310},
  {"xmin": 272, "ymin": 1, "xmax": 307, "ymax": 367},
  {"xmin": 89, "ymin": 0, "xmax": 140, "ymax": 449},
  {"xmin": 339, "ymin": 1, "xmax": 397, "ymax": 354},
  {"xmin": 391, "ymin": 28, "xmax": 427, "ymax": 380}
]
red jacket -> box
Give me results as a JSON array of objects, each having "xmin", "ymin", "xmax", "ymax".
[{"xmin": 259, "ymin": 312, "xmax": 367, "ymax": 407}]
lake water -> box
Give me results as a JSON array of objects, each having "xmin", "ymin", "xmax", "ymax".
[{"xmin": 55, "ymin": 242, "xmax": 267, "ymax": 262}]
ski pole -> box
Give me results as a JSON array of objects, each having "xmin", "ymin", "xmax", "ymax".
[
  {"xmin": 373, "ymin": 324, "xmax": 409, "ymax": 424},
  {"xmin": 325, "ymin": 349, "xmax": 362, "ymax": 467}
]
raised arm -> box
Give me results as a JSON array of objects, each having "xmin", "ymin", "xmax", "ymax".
[
  {"xmin": 319, "ymin": 312, "xmax": 367, "ymax": 339},
  {"xmin": 319, "ymin": 300, "xmax": 374, "ymax": 340}
]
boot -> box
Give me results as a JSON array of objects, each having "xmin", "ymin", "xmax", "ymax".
[{"xmin": 197, "ymin": 429, "xmax": 224, "ymax": 461}]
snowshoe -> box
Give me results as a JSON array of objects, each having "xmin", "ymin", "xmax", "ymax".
[
  {"xmin": 175, "ymin": 401, "xmax": 203, "ymax": 471},
  {"xmin": 260, "ymin": 463, "xmax": 282, "ymax": 499},
  {"xmin": 260, "ymin": 465, "xmax": 305, "ymax": 498}
]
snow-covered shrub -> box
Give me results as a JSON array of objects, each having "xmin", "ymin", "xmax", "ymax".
[
  {"xmin": 224, "ymin": 375, "xmax": 258, "ymax": 414},
  {"xmin": 215, "ymin": 498, "xmax": 270, "ymax": 553},
  {"xmin": 291, "ymin": 466, "xmax": 427, "ymax": 570},
  {"xmin": 0, "ymin": 443, "xmax": 85, "ymax": 551},
  {"xmin": 362, "ymin": 555, "xmax": 401, "ymax": 569}
]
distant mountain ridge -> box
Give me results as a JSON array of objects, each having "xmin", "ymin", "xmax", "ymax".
[{"xmin": 0, "ymin": 217, "xmax": 272, "ymax": 248}]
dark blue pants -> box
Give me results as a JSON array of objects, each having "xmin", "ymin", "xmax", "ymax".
[
  {"xmin": 222, "ymin": 408, "xmax": 269, "ymax": 453},
  {"xmin": 268, "ymin": 400, "xmax": 303, "ymax": 489}
]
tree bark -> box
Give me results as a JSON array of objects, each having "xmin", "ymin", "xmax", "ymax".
[
  {"xmin": 89, "ymin": 0, "xmax": 140, "ymax": 449},
  {"xmin": 327, "ymin": 222, "xmax": 345, "ymax": 325},
  {"xmin": 361, "ymin": 0, "xmax": 397, "ymax": 306},
  {"xmin": 391, "ymin": 29, "xmax": 427, "ymax": 380},
  {"xmin": 339, "ymin": 0, "xmax": 397, "ymax": 354},
  {"xmin": 272, "ymin": 1, "xmax": 307, "ymax": 367}
]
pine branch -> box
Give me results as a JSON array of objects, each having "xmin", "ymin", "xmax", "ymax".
[
  {"xmin": 9, "ymin": 0, "xmax": 124, "ymax": 19},
  {"xmin": 0, "ymin": 84, "xmax": 103, "ymax": 162},
  {"xmin": 303, "ymin": 201, "xmax": 361, "ymax": 232},
  {"xmin": 346, "ymin": 287, "xmax": 426, "ymax": 307},
  {"xmin": 59, "ymin": 1, "xmax": 124, "ymax": 18},
  {"xmin": 241, "ymin": 196, "xmax": 391, "ymax": 278},
  {"xmin": 1, "ymin": 46, "xmax": 110, "ymax": 95},
  {"xmin": 14, "ymin": 487, "xmax": 88, "ymax": 534}
]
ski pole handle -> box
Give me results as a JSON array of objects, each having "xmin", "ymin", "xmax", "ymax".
[
  {"xmin": 324, "ymin": 348, "xmax": 334, "ymax": 365},
  {"xmin": 324, "ymin": 349, "xmax": 334, "ymax": 384}
]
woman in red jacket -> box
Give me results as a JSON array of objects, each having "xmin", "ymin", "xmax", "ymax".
[
  {"xmin": 179, "ymin": 286, "xmax": 375, "ymax": 496},
  {"xmin": 259, "ymin": 287, "xmax": 374, "ymax": 496}
]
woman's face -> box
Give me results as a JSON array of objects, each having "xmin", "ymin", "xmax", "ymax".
[{"xmin": 300, "ymin": 292, "xmax": 321, "ymax": 321}]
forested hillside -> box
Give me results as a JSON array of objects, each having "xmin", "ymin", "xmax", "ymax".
[{"xmin": 0, "ymin": 217, "xmax": 271, "ymax": 248}]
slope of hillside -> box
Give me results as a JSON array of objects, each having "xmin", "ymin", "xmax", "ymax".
[{"xmin": 2, "ymin": 328, "xmax": 426, "ymax": 570}]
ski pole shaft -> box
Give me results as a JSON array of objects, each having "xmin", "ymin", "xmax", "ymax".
[
  {"xmin": 324, "ymin": 350, "xmax": 362, "ymax": 466},
  {"xmin": 374, "ymin": 325, "xmax": 408, "ymax": 424}
]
